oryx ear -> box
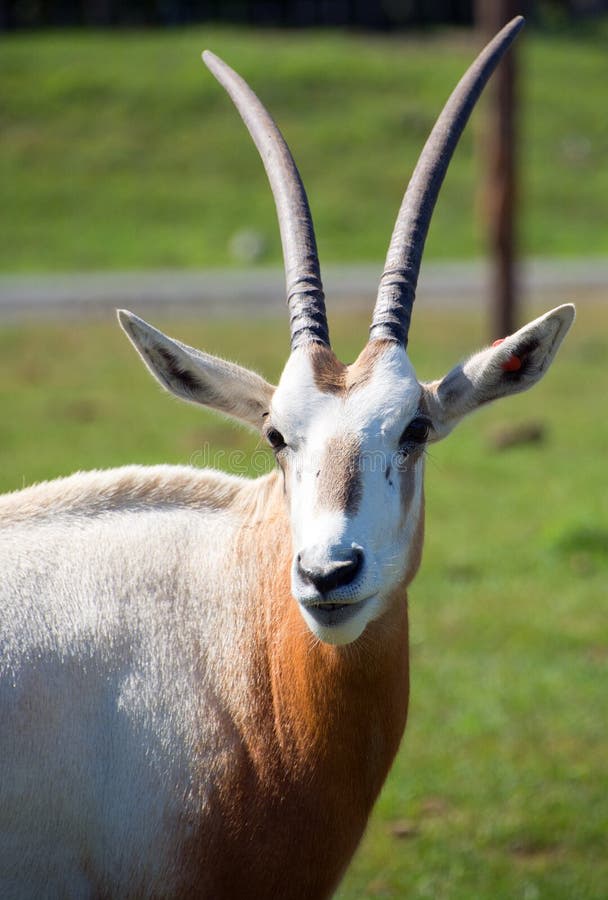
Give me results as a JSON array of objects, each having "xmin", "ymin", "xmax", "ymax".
[
  {"xmin": 423, "ymin": 304, "xmax": 575, "ymax": 438},
  {"xmin": 118, "ymin": 310, "xmax": 275, "ymax": 430}
]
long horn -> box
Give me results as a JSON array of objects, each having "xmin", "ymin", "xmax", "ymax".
[
  {"xmin": 202, "ymin": 51, "xmax": 330, "ymax": 351},
  {"xmin": 369, "ymin": 16, "xmax": 525, "ymax": 347}
]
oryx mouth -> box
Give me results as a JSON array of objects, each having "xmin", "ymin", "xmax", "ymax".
[{"xmin": 303, "ymin": 595, "xmax": 375, "ymax": 628}]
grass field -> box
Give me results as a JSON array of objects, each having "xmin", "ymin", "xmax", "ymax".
[
  {"xmin": 0, "ymin": 300, "xmax": 606, "ymax": 898},
  {"xmin": 1, "ymin": 22, "xmax": 608, "ymax": 273}
]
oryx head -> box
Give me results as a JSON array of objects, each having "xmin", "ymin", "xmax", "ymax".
[{"xmin": 120, "ymin": 17, "xmax": 574, "ymax": 646}]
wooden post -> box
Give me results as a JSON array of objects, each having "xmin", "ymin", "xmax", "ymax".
[{"xmin": 475, "ymin": 0, "xmax": 521, "ymax": 338}]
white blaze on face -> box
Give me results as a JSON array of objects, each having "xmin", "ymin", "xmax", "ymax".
[{"xmin": 269, "ymin": 342, "xmax": 425, "ymax": 645}]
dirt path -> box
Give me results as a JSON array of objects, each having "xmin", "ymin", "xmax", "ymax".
[{"xmin": 0, "ymin": 259, "xmax": 605, "ymax": 321}]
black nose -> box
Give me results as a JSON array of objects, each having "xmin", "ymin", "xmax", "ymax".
[{"xmin": 297, "ymin": 549, "xmax": 363, "ymax": 594}]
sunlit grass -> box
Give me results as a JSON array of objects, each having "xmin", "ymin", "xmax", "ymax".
[
  {"xmin": 1, "ymin": 23, "xmax": 607, "ymax": 273},
  {"xmin": 0, "ymin": 301, "xmax": 606, "ymax": 897}
]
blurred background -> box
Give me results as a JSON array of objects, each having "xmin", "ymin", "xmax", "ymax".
[{"xmin": 0, "ymin": 2, "xmax": 606, "ymax": 898}]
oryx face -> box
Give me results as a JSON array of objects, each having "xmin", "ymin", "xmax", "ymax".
[{"xmin": 268, "ymin": 342, "xmax": 426, "ymax": 645}]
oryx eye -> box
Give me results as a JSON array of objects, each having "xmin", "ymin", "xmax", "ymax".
[
  {"xmin": 265, "ymin": 427, "xmax": 286, "ymax": 452},
  {"xmin": 399, "ymin": 416, "xmax": 431, "ymax": 448}
]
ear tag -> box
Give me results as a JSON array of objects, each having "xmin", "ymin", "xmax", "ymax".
[{"xmin": 492, "ymin": 338, "xmax": 522, "ymax": 372}]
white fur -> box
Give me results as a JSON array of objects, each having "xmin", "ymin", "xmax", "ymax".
[{"xmin": 0, "ymin": 466, "xmax": 272, "ymax": 894}]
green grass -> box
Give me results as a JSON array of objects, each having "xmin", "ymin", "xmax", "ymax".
[
  {"xmin": 0, "ymin": 303, "xmax": 606, "ymax": 898},
  {"xmin": 1, "ymin": 23, "xmax": 608, "ymax": 272}
]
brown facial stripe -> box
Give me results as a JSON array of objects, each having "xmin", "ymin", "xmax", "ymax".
[
  {"xmin": 403, "ymin": 488, "xmax": 425, "ymax": 586},
  {"xmin": 316, "ymin": 433, "xmax": 362, "ymax": 516},
  {"xmin": 399, "ymin": 453, "xmax": 420, "ymax": 520},
  {"xmin": 309, "ymin": 340, "xmax": 395, "ymax": 396}
]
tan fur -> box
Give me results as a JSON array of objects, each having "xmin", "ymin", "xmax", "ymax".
[
  {"xmin": 176, "ymin": 491, "xmax": 411, "ymax": 899},
  {"xmin": 310, "ymin": 340, "xmax": 395, "ymax": 396}
]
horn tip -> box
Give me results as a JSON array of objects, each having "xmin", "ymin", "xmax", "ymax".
[
  {"xmin": 492, "ymin": 16, "xmax": 525, "ymax": 55},
  {"xmin": 504, "ymin": 15, "xmax": 525, "ymax": 37},
  {"xmin": 202, "ymin": 49, "xmax": 222, "ymax": 73}
]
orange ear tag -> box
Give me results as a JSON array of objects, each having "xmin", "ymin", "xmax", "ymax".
[{"xmin": 492, "ymin": 338, "xmax": 522, "ymax": 372}]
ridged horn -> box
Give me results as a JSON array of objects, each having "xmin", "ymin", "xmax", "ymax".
[
  {"xmin": 202, "ymin": 50, "xmax": 330, "ymax": 351},
  {"xmin": 369, "ymin": 16, "xmax": 525, "ymax": 348}
]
